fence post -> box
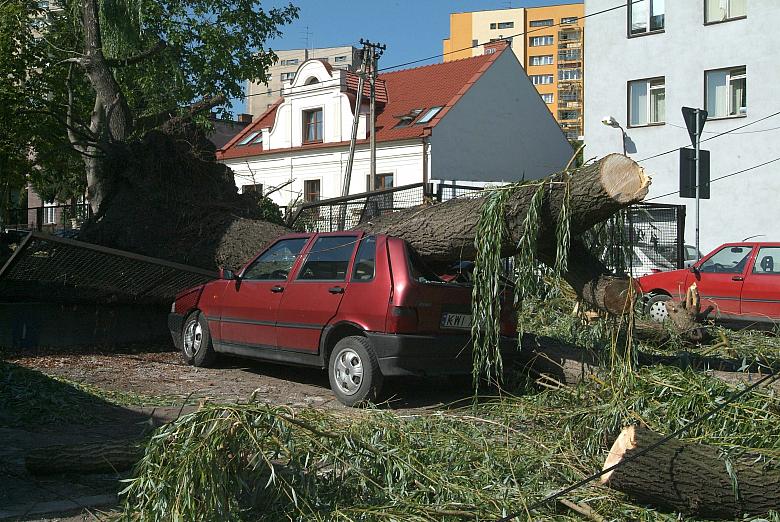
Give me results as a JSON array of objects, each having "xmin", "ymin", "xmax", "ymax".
[{"xmin": 677, "ymin": 205, "xmax": 687, "ymax": 269}]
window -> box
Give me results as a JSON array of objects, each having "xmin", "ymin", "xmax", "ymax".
[
  {"xmin": 559, "ymin": 49, "xmax": 581, "ymax": 61},
  {"xmin": 706, "ymin": 66, "xmax": 746, "ymax": 118},
  {"xmin": 416, "ymin": 106, "xmax": 442, "ymax": 125},
  {"xmin": 530, "ymin": 55, "xmax": 554, "ymax": 66},
  {"xmin": 530, "ymin": 19, "xmax": 554, "ymax": 27},
  {"xmin": 280, "ymin": 72, "xmax": 295, "ymax": 81},
  {"xmin": 490, "ymin": 23, "xmax": 496, "ymax": 29},
  {"xmin": 628, "ymin": 77, "xmax": 665, "ymax": 126},
  {"xmin": 304, "ymin": 179, "xmax": 320, "ymax": 203},
  {"xmin": 266, "ymin": 89, "xmax": 272, "ymax": 96},
  {"xmin": 297, "ymin": 236, "xmax": 356, "ymax": 281},
  {"xmin": 561, "ymin": 16, "xmax": 578, "ymax": 24},
  {"xmin": 700, "ymin": 246, "xmax": 753, "ymax": 273},
  {"xmin": 530, "ymin": 74, "xmax": 554, "ymax": 85},
  {"xmin": 352, "ymin": 236, "xmax": 377, "ymax": 281},
  {"xmin": 43, "ymin": 200, "xmax": 56, "ymax": 224},
  {"xmin": 282, "ymin": 58, "xmax": 299, "ymax": 66},
  {"xmin": 541, "ymin": 93, "xmax": 554, "ymax": 104},
  {"xmin": 334, "ymin": 55, "xmax": 347, "ymax": 63},
  {"xmin": 237, "ymin": 131, "xmax": 260, "ymax": 146},
  {"xmin": 365, "ymin": 174, "xmax": 394, "ymax": 213},
  {"xmin": 629, "ymin": 0, "xmax": 665, "ymax": 35},
  {"xmin": 558, "ymin": 69, "xmax": 581, "ymax": 81},
  {"xmin": 754, "ymin": 247, "xmax": 779, "ymax": 274},
  {"xmin": 558, "ymin": 110, "xmax": 580, "ymax": 120},
  {"xmin": 706, "ymin": 0, "xmax": 746, "ymax": 23},
  {"xmin": 472, "ymin": 39, "xmax": 478, "ymax": 47},
  {"xmin": 303, "ymin": 108, "xmax": 323, "ymax": 143},
  {"xmin": 242, "ymin": 183, "xmax": 263, "ymax": 194},
  {"xmin": 497, "ymin": 21, "xmax": 514, "ymax": 29},
  {"xmin": 394, "ymin": 108, "xmax": 424, "ymax": 128},
  {"xmin": 530, "ymin": 36, "xmax": 554, "ymax": 46},
  {"xmin": 243, "ymin": 238, "xmax": 308, "ymax": 280},
  {"xmin": 366, "ymin": 173, "xmax": 394, "ymax": 191}
]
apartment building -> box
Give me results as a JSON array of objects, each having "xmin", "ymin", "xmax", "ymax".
[
  {"xmin": 442, "ymin": 3, "xmax": 585, "ymax": 139},
  {"xmin": 584, "ymin": 0, "xmax": 776, "ymax": 251},
  {"xmin": 246, "ymin": 46, "xmax": 361, "ymax": 117}
]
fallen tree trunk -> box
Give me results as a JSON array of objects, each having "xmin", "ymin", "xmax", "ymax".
[
  {"xmin": 358, "ymin": 154, "xmax": 650, "ymax": 314},
  {"xmin": 26, "ymin": 440, "xmax": 143, "ymax": 475},
  {"xmin": 601, "ymin": 426, "xmax": 780, "ymax": 519}
]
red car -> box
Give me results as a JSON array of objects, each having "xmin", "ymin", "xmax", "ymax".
[
  {"xmin": 637, "ymin": 242, "xmax": 780, "ymax": 326},
  {"xmin": 168, "ymin": 232, "xmax": 518, "ymax": 406}
]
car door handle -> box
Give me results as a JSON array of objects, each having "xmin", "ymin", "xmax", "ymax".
[
  {"xmin": 271, "ymin": 286, "xmax": 284, "ymax": 293},
  {"xmin": 732, "ymin": 276, "xmax": 744, "ymax": 281},
  {"xmin": 328, "ymin": 286, "xmax": 344, "ymax": 294}
]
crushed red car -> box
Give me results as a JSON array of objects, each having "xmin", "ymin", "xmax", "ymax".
[
  {"xmin": 637, "ymin": 242, "xmax": 780, "ymax": 326},
  {"xmin": 168, "ymin": 232, "xmax": 518, "ymax": 406}
]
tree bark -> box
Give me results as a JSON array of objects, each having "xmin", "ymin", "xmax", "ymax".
[
  {"xmin": 358, "ymin": 154, "xmax": 651, "ymax": 314},
  {"xmin": 601, "ymin": 426, "xmax": 780, "ymax": 519}
]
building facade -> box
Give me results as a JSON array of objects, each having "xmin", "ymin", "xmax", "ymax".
[
  {"xmin": 584, "ymin": 0, "xmax": 776, "ymax": 252},
  {"xmin": 246, "ymin": 46, "xmax": 361, "ymax": 117},
  {"xmin": 218, "ymin": 45, "xmax": 572, "ymax": 209},
  {"xmin": 442, "ymin": 3, "xmax": 585, "ymax": 139}
]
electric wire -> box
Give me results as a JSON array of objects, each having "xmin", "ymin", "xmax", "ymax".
[{"xmin": 496, "ymin": 369, "xmax": 779, "ymax": 522}]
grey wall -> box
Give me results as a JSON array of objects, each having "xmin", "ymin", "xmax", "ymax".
[
  {"xmin": 584, "ymin": 0, "xmax": 780, "ymax": 253},
  {"xmin": 431, "ymin": 48, "xmax": 573, "ymax": 182}
]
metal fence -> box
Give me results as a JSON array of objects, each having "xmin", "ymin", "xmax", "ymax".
[
  {"xmin": 2, "ymin": 204, "xmax": 92, "ymax": 233},
  {"xmin": 436, "ymin": 183, "xmax": 486, "ymax": 202},
  {"xmin": 0, "ymin": 232, "xmax": 217, "ymax": 305}
]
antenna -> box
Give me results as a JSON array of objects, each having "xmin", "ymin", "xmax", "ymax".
[{"xmin": 301, "ymin": 25, "xmax": 313, "ymax": 55}]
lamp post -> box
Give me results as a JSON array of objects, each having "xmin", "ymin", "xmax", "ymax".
[{"xmin": 601, "ymin": 115, "xmax": 627, "ymax": 155}]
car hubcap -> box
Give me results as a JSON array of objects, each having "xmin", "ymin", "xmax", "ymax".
[
  {"xmin": 333, "ymin": 349, "xmax": 363, "ymax": 396},
  {"xmin": 649, "ymin": 300, "xmax": 669, "ymax": 323},
  {"xmin": 183, "ymin": 320, "xmax": 202, "ymax": 358}
]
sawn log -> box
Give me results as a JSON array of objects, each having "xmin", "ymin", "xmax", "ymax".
[{"xmin": 601, "ymin": 425, "xmax": 780, "ymax": 519}]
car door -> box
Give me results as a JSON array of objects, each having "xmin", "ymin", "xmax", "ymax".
[
  {"xmin": 740, "ymin": 245, "xmax": 780, "ymax": 322},
  {"xmin": 217, "ymin": 237, "xmax": 310, "ymax": 350},
  {"xmin": 275, "ymin": 234, "xmax": 359, "ymax": 353},
  {"xmin": 690, "ymin": 245, "xmax": 754, "ymax": 319}
]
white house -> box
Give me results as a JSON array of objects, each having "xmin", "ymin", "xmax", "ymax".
[
  {"xmin": 584, "ymin": 0, "xmax": 779, "ymax": 253},
  {"xmin": 218, "ymin": 42, "xmax": 573, "ymax": 208}
]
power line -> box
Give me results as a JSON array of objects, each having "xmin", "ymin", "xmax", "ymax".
[
  {"xmin": 496, "ymin": 369, "xmax": 779, "ymax": 522},
  {"xmin": 667, "ymin": 122, "xmax": 780, "ymax": 135},
  {"xmin": 643, "ymin": 155, "xmax": 780, "ymax": 202},
  {"xmin": 636, "ymin": 110, "xmax": 780, "ymax": 163}
]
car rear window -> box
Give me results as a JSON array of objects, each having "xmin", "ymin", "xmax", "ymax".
[
  {"xmin": 297, "ymin": 236, "xmax": 357, "ymax": 281},
  {"xmin": 407, "ymin": 246, "xmax": 443, "ymax": 284}
]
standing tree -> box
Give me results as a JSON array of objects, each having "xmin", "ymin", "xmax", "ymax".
[{"xmin": 41, "ymin": 0, "xmax": 298, "ymax": 212}]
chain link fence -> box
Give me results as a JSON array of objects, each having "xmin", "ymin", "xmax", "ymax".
[{"xmin": 0, "ymin": 232, "xmax": 217, "ymax": 305}]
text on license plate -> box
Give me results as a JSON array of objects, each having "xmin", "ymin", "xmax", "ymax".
[{"xmin": 440, "ymin": 313, "xmax": 472, "ymax": 329}]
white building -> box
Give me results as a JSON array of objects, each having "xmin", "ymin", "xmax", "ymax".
[
  {"xmin": 219, "ymin": 43, "xmax": 573, "ymax": 209},
  {"xmin": 584, "ymin": 0, "xmax": 778, "ymax": 253}
]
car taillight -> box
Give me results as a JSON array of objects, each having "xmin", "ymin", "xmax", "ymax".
[{"xmin": 387, "ymin": 306, "xmax": 418, "ymax": 333}]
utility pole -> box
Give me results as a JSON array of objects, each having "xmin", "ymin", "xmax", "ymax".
[
  {"xmin": 694, "ymin": 108, "xmax": 701, "ymax": 260},
  {"xmin": 341, "ymin": 46, "xmax": 368, "ymax": 199},
  {"xmin": 366, "ymin": 40, "xmax": 385, "ymax": 191},
  {"xmin": 681, "ymin": 106, "xmax": 708, "ymax": 261}
]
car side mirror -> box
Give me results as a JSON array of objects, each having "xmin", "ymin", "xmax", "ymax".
[{"xmin": 689, "ymin": 265, "xmax": 699, "ymax": 275}]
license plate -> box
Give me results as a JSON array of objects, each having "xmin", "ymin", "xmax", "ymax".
[{"xmin": 440, "ymin": 313, "xmax": 472, "ymax": 330}]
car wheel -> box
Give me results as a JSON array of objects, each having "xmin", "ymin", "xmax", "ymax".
[
  {"xmin": 328, "ymin": 336, "xmax": 383, "ymax": 407},
  {"xmin": 645, "ymin": 294, "xmax": 672, "ymax": 323},
  {"xmin": 181, "ymin": 312, "xmax": 216, "ymax": 367}
]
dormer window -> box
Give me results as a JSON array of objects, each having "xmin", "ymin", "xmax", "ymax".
[
  {"xmin": 305, "ymin": 77, "xmax": 319, "ymax": 85},
  {"xmin": 303, "ymin": 108, "xmax": 323, "ymax": 143},
  {"xmin": 237, "ymin": 131, "xmax": 260, "ymax": 146},
  {"xmin": 394, "ymin": 108, "xmax": 424, "ymax": 128},
  {"xmin": 416, "ymin": 106, "xmax": 443, "ymax": 125}
]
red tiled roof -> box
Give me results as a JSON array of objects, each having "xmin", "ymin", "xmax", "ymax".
[{"xmin": 218, "ymin": 48, "xmax": 503, "ymax": 161}]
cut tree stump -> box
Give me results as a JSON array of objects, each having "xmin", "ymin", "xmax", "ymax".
[
  {"xmin": 25, "ymin": 440, "xmax": 144, "ymax": 475},
  {"xmin": 601, "ymin": 425, "xmax": 780, "ymax": 519}
]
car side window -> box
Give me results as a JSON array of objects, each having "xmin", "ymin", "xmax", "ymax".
[
  {"xmin": 243, "ymin": 238, "xmax": 308, "ymax": 280},
  {"xmin": 699, "ymin": 246, "xmax": 753, "ymax": 274},
  {"xmin": 753, "ymin": 247, "xmax": 779, "ymax": 274},
  {"xmin": 296, "ymin": 236, "xmax": 356, "ymax": 281},
  {"xmin": 351, "ymin": 236, "xmax": 376, "ymax": 282}
]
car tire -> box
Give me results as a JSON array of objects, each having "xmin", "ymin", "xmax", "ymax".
[
  {"xmin": 181, "ymin": 312, "xmax": 216, "ymax": 367},
  {"xmin": 328, "ymin": 336, "xmax": 383, "ymax": 407},
  {"xmin": 645, "ymin": 294, "xmax": 672, "ymax": 323}
]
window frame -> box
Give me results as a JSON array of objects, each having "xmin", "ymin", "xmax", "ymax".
[
  {"xmin": 704, "ymin": 0, "xmax": 747, "ymax": 25},
  {"xmin": 530, "ymin": 74, "xmax": 554, "ymax": 85},
  {"xmin": 529, "ymin": 35, "xmax": 554, "ymax": 47},
  {"xmin": 753, "ymin": 247, "xmax": 780, "ymax": 275},
  {"xmin": 334, "ymin": 55, "xmax": 347, "ymax": 63},
  {"xmin": 561, "ymin": 16, "xmax": 578, "ymax": 24},
  {"xmin": 351, "ymin": 236, "xmax": 377, "ymax": 282},
  {"xmin": 280, "ymin": 71, "xmax": 295, "ymax": 81},
  {"xmin": 530, "ymin": 19, "xmax": 554, "ymax": 27},
  {"xmin": 541, "ymin": 93, "xmax": 554, "ymax": 104},
  {"xmin": 530, "ymin": 55, "xmax": 554, "ymax": 66},
  {"xmin": 704, "ymin": 66, "xmax": 747, "ymax": 120},
  {"xmin": 303, "ymin": 179, "xmax": 321, "ymax": 203},
  {"xmin": 627, "ymin": 76, "xmax": 666, "ymax": 128},
  {"xmin": 242, "ymin": 237, "xmax": 310, "ymax": 281},
  {"xmin": 627, "ymin": 0, "xmax": 665, "ymax": 38},
  {"xmin": 302, "ymin": 107, "xmax": 324, "ymax": 144}
]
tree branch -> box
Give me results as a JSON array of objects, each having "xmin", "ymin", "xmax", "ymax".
[{"xmin": 105, "ymin": 40, "xmax": 166, "ymax": 67}]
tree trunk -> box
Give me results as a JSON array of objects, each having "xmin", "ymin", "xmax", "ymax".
[
  {"xmin": 358, "ymin": 154, "xmax": 650, "ymax": 314},
  {"xmin": 601, "ymin": 426, "xmax": 780, "ymax": 519},
  {"xmin": 25, "ymin": 440, "xmax": 143, "ymax": 475}
]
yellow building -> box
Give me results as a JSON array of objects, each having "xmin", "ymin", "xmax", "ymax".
[{"xmin": 443, "ymin": 3, "xmax": 584, "ymax": 140}]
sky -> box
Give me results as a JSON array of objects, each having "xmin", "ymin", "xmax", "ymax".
[{"xmin": 233, "ymin": 0, "xmax": 580, "ymax": 111}]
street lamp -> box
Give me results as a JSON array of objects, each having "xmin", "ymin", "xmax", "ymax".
[{"xmin": 601, "ymin": 115, "xmax": 627, "ymax": 155}]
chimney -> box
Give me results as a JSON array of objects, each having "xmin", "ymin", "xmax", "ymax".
[
  {"xmin": 238, "ymin": 113, "xmax": 253, "ymax": 123},
  {"xmin": 484, "ymin": 39, "xmax": 510, "ymax": 55}
]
